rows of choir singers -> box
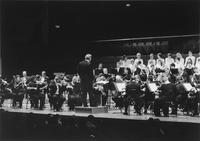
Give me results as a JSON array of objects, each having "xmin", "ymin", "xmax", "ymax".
[{"xmin": 112, "ymin": 51, "xmax": 200, "ymax": 80}]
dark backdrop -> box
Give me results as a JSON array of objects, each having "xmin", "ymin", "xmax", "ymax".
[{"xmin": 1, "ymin": 1, "xmax": 200, "ymax": 79}]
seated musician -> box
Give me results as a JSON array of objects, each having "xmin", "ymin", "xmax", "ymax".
[
  {"xmin": 67, "ymin": 75, "xmax": 82, "ymax": 111},
  {"xmin": 93, "ymin": 75, "xmax": 106, "ymax": 106},
  {"xmin": 154, "ymin": 74, "xmax": 176, "ymax": 117},
  {"xmin": 124, "ymin": 75, "xmax": 145, "ymax": 115},
  {"xmin": 122, "ymin": 67, "xmax": 132, "ymax": 82},
  {"xmin": 52, "ymin": 76, "xmax": 66, "ymax": 111},
  {"xmin": 48, "ymin": 80, "xmax": 57, "ymax": 110},
  {"xmin": 12, "ymin": 75, "xmax": 25, "ymax": 108},
  {"xmin": 94, "ymin": 63, "xmax": 103, "ymax": 77},
  {"xmin": 27, "ymin": 76, "xmax": 39, "ymax": 109},
  {"xmin": 184, "ymin": 58, "xmax": 194, "ymax": 83},
  {"xmin": 102, "ymin": 68, "xmax": 111, "ymax": 79},
  {"xmin": 36, "ymin": 74, "xmax": 48, "ymax": 110},
  {"xmin": 144, "ymin": 77, "xmax": 157, "ymax": 114},
  {"xmin": 0, "ymin": 77, "xmax": 12, "ymax": 107}
]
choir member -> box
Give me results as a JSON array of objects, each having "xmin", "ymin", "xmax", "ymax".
[
  {"xmin": 185, "ymin": 50, "xmax": 196, "ymax": 66},
  {"xmin": 147, "ymin": 53, "xmax": 156, "ymax": 70},
  {"xmin": 165, "ymin": 53, "xmax": 174, "ymax": 69},
  {"xmin": 184, "ymin": 58, "xmax": 194, "ymax": 83},
  {"xmin": 156, "ymin": 53, "xmax": 165, "ymax": 66},
  {"xmin": 195, "ymin": 53, "xmax": 200, "ymax": 71},
  {"xmin": 127, "ymin": 59, "xmax": 135, "ymax": 73},
  {"xmin": 175, "ymin": 52, "xmax": 184, "ymax": 69},
  {"xmin": 134, "ymin": 52, "xmax": 144, "ymax": 66},
  {"xmin": 155, "ymin": 59, "xmax": 165, "ymax": 73}
]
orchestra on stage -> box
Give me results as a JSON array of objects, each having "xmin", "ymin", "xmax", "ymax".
[{"xmin": 0, "ymin": 51, "xmax": 200, "ymax": 117}]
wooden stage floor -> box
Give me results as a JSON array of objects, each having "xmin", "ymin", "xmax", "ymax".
[{"xmin": 1, "ymin": 100, "xmax": 200, "ymax": 124}]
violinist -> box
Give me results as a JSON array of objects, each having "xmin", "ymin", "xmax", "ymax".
[
  {"xmin": 94, "ymin": 63, "xmax": 103, "ymax": 78},
  {"xmin": 48, "ymin": 80, "xmax": 57, "ymax": 110},
  {"xmin": 121, "ymin": 67, "xmax": 131, "ymax": 81},
  {"xmin": 0, "ymin": 77, "xmax": 11, "ymax": 107},
  {"xmin": 12, "ymin": 75, "xmax": 25, "ymax": 108},
  {"xmin": 26, "ymin": 76, "xmax": 38, "ymax": 109},
  {"xmin": 52, "ymin": 76, "xmax": 66, "ymax": 111},
  {"xmin": 67, "ymin": 75, "xmax": 82, "ymax": 111},
  {"xmin": 36, "ymin": 74, "xmax": 48, "ymax": 110}
]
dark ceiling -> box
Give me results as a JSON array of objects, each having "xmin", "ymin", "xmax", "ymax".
[{"xmin": 1, "ymin": 0, "xmax": 200, "ymax": 77}]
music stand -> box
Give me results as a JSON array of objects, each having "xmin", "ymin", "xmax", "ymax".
[
  {"xmin": 147, "ymin": 83, "xmax": 158, "ymax": 92},
  {"xmin": 114, "ymin": 82, "xmax": 126, "ymax": 96},
  {"xmin": 182, "ymin": 83, "xmax": 193, "ymax": 92}
]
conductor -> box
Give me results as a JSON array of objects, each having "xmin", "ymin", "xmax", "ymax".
[{"xmin": 77, "ymin": 54, "xmax": 95, "ymax": 107}]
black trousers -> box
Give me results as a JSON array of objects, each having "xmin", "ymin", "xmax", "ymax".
[
  {"xmin": 52, "ymin": 94, "xmax": 66, "ymax": 111},
  {"xmin": 38, "ymin": 94, "xmax": 45, "ymax": 110},
  {"xmin": 0, "ymin": 94, "xmax": 4, "ymax": 107},
  {"xmin": 12, "ymin": 93, "xmax": 24, "ymax": 108},
  {"xmin": 68, "ymin": 94, "xmax": 82, "ymax": 110},
  {"xmin": 81, "ymin": 85, "xmax": 96, "ymax": 107},
  {"xmin": 124, "ymin": 95, "xmax": 144, "ymax": 114},
  {"xmin": 154, "ymin": 98, "xmax": 169, "ymax": 116},
  {"xmin": 48, "ymin": 94, "xmax": 54, "ymax": 109}
]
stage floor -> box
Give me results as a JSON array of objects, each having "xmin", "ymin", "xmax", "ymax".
[{"xmin": 1, "ymin": 100, "xmax": 200, "ymax": 124}]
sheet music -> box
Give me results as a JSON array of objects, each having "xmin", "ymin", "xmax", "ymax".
[
  {"xmin": 183, "ymin": 83, "xmax": 193, "ymax": 91},
  {"xmin": 148, "ymin": 83, "xmax": 158, "ymax": 92},
  {"xmin": 115, "ymin": 83, "xmax": 126, "ymax": 92}
]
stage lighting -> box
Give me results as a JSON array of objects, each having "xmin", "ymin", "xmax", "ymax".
[
  {"xmin": 126, "ymin": 3, "xmax": 131, "ymax": 7},
  {"xmin": 55, "ymin": 25, "xmax": 60, "ymax": 29}
]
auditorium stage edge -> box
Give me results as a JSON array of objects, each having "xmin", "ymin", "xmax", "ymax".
[{"xmin": 1, "ymin": 105, "xmax": 200, "ymax": 124}]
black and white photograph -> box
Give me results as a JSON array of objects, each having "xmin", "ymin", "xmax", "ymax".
[{"xmin": 0, "ymin": 0, "xmax": 200, "ymax": 141}]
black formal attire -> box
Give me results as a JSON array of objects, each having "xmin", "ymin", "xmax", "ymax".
[
  {"xmin": 67, "ymin": 82, "xmax": 82, "ymax": 111},
  {"xmin": 77, "ymin": 60, "xmax": 95, "ymax": 107},
  {"xmin": 144, "ymin": 83, "xmax": 156, "ymax": 114},
  {"xmin": 53, "ymin": 84, "xmax": 66, "ymax": 111},
  {"xmin": 94, "ymin": 68, "xmax": 103, "ymax": 76},
  {"xmin": 37, "ymin": 83, "xmax": 47, "ymax": 110},
  {"xmin": 154, "ymin": 82, "xmax": 176, "ymax": 117},
  {"xmin": 124, "ymin": 81, "xmax": 144, "ymax": 115},
  {"xmin": 27, "ymin": 82, "xmax": 39, "ymax": 109},
  {"xmin": 48, "ymin": 81, "xmax": 57, "ymax": 110},
  {"xmin": 12, "ymin": 83, "xmax": 25, "ymax": 108}
]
